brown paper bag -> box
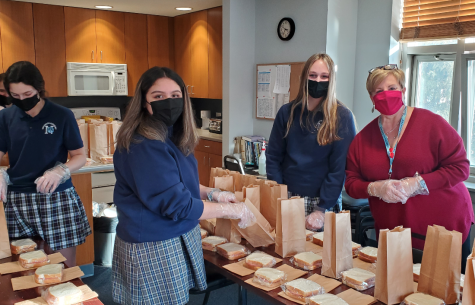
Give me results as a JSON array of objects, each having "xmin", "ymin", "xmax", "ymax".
[
  {"xmin": 214, "ymin": 175, "xmax": 234, "ymax": 192},
  {"xmin": 418, "ymin": 225, "xmax": 462, "ymax": 304},
  {"xmin": 228, "ymin": 171, "xmax": 243, "ymax": 192},
  {"xmin": 0, "ymin": 202, "xmax": 11, "ymax": 259},
  {"xmin": 462, "ymin": 239, "xmax": 475, "ymax": 305},
  {"xmin": 235, "ymin": 191, "xmax": 244, "ymax": 202},
  {"xmin": 243, "ymin": 184, "xmax": 260, "ymax": 210},
  {"xmin": 231, "ymin": 199, "xmax": 275, "ymax": 248},
  {"xmin": 209, "ymin": 168, "xmax": 218, "ymax": 188},
  {"xmin": 374, "ymin": 226, "xmax": 414, "ymax": 304},
  {"xmin": 89, "ymin": 122, "xmax": 109, "ymax": 161},
  {"xmin": 261, "ymin": 183, "xmax": 288, "ymax": 229},
  {"xmin": 275, "ymin": 197, "xmax": 306, "ymax": 257},
  {"xmin": 77, "ymin": 119, "xmax": 89, "ymax": 158},
  {"xmin": 215, "ymin": 218, "xmax": 241, "ymax": 243},
  {"xmin": 241, "ymin": 175, "xmax": 257, "ymax": 188},
  {"xmin": 321, "ymin": 211, "xmax": 353, "ymax": 279},
  {"xmin": 208, "ymin": 168, "xmax": 229, "ymax": 187},
  {"xmin": 108, "ymin": 121, "xmax": 121, "ymax": 155},
  {"xmin": 199, "ymin": 218, "xmax": 216, "ymax": 235}
]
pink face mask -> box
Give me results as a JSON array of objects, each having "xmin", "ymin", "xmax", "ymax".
[{"xmin": 372, "ymin": 90, "xmax": 404, "ymax": 115}]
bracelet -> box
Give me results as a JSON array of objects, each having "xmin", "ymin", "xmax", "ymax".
[
  {"xmin": 367, "ymin": 183, "xmax": 374, "ymax": 197},
  {"xmin": 207, "ymin": 188, "xmax": 220, "ymax": 202}
]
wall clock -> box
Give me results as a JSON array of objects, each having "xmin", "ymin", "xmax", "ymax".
[{"xmin": 277, "ymin": 17, "xmax": 295, "ymax": 41}]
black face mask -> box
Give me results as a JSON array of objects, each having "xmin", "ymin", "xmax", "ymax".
[
  {"xmin": 0, "ymin": 95, "xmax": 11, "ymax": 107},
  {"xmin": 308, "ymin": 80, "xmax": 329, "ymax": 99},
  {"xmin": 11, "ymin": 94, "xmax": 40, "ymax": 112},
  {"xmin": 149, "ymin": 98, "xmax": 184, "ymax": 127}
]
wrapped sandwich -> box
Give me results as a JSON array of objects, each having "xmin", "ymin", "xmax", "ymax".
[
  {"xmin": 201, "ymin": 236, "xmax": 227, "ymax": 252},
  {"xmin": 306, "ymin": 230, "xmax": 314, "ymax": 241},
  {"xmin": 312, "ymin": 232, "xmax": 324, "ymax": 246},
  {"xmin": 341, "ymin": 267, "xmax": 375, "ymax": 291},
  {"xmin": 11, "ymin": 238, "xmax": 37, "ymax": 255},
  {"xmin": 244, "ymin": 252, "xmax": 276, "ymax": 270},
  {"xmin": 358, "ymin": 246, "xmax": 378, "ymax": 263},
  {"xmin": 291, "ymin": 252, "xmax": 322, "ymax": 270},
  {"xmin": 282, "ymin": 278, "xmax": 325, "ymax": 302},
  {"xmin": 42, "ymin": 282, "xmax": 83, "ymax": 305},
  {"xmin": 413, "ymin": 263, "xmax": 421, "ymax": 282},
  {"xmin": 35, "ymin": 264, "xmax": 64, "ymax": 285},
  {"xmin": 200, "ymin": 229, "xmax": 208, "ymax": 239},
  {"xmin": 19, "ymin": 250, "xmax": 49, "ymax": 269},
  {"xmin": 308, "ymin": 293, "xmax": 349, "ymax": 305},
  {"xmin": 216, "ymin": 243, "xmax": 250, "ymax": 260},
  {"xmin": 402, "ymin": 293, "xmax": 445, "ymax": 305},
  {"xmin": 252, "ymin": 268, "xmax": 286, "ymax": 288}
]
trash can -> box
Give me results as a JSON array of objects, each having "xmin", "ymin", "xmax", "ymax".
[{"xmin": 93, "ymin": 216, "xmax": 118, "ymax": 267}]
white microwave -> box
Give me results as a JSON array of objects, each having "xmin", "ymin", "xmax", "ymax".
[{"xmin": 67, "ymin": 62, "xmax": 128, "ymax": 96}]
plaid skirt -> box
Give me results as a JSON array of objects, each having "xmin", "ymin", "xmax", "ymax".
[
  {"xmin": 112, "ymin": 225, "xmax": 207, "ymax": 305},
  {"xmin": 289, "ymin": 192, "xmax": 342, "ymax": 216},
  {"xmin": 4, "ymin": 187, "xmax": 92, "ymax": 251}
]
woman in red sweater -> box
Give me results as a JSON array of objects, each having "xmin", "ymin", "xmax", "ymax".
[{"xmin": 345, "ymin": 65, "xmax": 474, "ymax": 272}]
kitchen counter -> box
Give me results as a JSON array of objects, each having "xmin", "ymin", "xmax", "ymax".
[
  {"xmin": 73, "ymin": 163, "xmax": 114, "ymax": 174},
  {"xmin": 196, "ymin": 129, "xmax": 222, "ymax": 142}
]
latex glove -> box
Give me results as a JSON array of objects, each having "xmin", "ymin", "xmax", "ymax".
[
  {"xmin": 367, "ymin": 180, "xmax": 409, "ymax": 203},
  {"xmin": 208, "ymin": 189, "xmax": 238, "ymax": 203},
  {"xmin": 306, "ymin": 210, "xmax": 325, "ymax": 231},
  {"xmin": 0, "ymin": 169, "xmax": 11, "ymax": 202},
  {"xmin": 396, "ymin": 173, "xmax": 429, "ymax": 204},
  {"xmin": 219, "ymin": 202, "xmax": 256, "ymax": 229},
  {"xmin": 35, "ymin": 163, "xmax": 71, "ymax": 194}
]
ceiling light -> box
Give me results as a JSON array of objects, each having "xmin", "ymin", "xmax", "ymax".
[
  {"xmin": 176, "ymin": 7, "xmax": 192, "ymax": 11},
  {"xmin": 95, "ymin": 5, "xmax": 113, "ymax": 9}
]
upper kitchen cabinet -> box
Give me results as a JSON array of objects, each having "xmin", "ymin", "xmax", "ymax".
[
  {"xmin": 174, "ymin": 13, "xmax": 192, "ymax": 86},
  {"xmin": 64, "ymin": 7, "xmax": 97, "ymax": 63},
  {"xmin": 96, "ymin": 10, "xmax": 125, "ymax": 64},
  {"xmin": 147, "ymin": 15, "xmax": 174, "ymax": 69},
  {"xmin": 0, "ymin": 0, "xmax": 35, "ymax": 71},
  {"xmin": 189, "ymin": 11, "xmax": 209, "ymax": 98},
  {"xmin": 33, "ymin": 4, "xmax": 67, "ymax": 97},
  {"xmin": 125, "ymin": 13, "xmax": 148, "ymax": 96},
  {"xmin": 208, "ymin": 7, "xmax": 222, "ymax": 99}
]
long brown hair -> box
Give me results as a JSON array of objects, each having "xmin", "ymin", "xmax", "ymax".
[
  {"xmin": 285, "ymin": 53, "xmax": 342, "ymax": 146},
  {"xmin": 116, "ymin": 67, "xmax": 198, "ymax": 155}
]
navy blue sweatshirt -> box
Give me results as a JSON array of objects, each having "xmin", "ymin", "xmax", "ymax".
[
  {"xmin": 113, "ymin": 129, "xmax": 204, "ymax": 243},
  {"xmin": 266, "ymin": 102, "xmax": 356, "ymax": 209}
]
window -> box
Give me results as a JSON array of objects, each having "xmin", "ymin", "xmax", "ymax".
[
  {"xmin": 463, "ymin": 55, "xmax": 475, "ymax": 168},
  {"xmin": 411, "ymin": 55, "xmax": 456, "ymax": 123}
]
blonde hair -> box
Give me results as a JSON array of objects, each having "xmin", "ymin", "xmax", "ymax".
[
  {"xmin": 366, "ymin": 68, "xmax": 405, "ymax": 95},
  {"xmin": 285, "ymin": 53, "xmax": 342, "ymax": 146}
]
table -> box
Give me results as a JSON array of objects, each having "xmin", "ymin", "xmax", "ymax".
[
  {"xmin": 0, "ymin": 238, "xmax": 103, "ymax": 305},
  {"xmin": 203, "ymin": 240, "xmax": 383, "ymax": 305}
]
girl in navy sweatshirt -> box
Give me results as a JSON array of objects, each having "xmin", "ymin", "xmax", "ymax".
[
  {"xmin": 266, "ymin": 53, "xmax": 356, "ymax": 231},
  {"xmin": 112, "ymin": 67, "xmax": 254, "ymax": 305}
]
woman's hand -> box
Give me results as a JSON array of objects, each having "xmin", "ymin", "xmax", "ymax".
[
  {"xmin": 396, "ymin": 175, "xmax": 429, "ymax": 203},
  {"xmin": 35, "ymin": 164, "xmax": 71, "ymax": 194},
  {"xmin": 212, "ymin": 190, "xmax": 238, "ymax": 203},
  {"xmin": 368, "ymin": 180, "xmax": 409, "ymax": 203},
  {"xmin": 306, "ymin": 210, "xmax": 325, "ymax": 230},
  {"xmin": 0, "ymin": 169, "xmax": 10, "ymax": 201},
  {"xmin": 219, "ymin": 202, "xmax": 256, "ymax": 228}
]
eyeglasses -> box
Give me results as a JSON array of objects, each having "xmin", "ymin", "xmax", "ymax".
[{"xmin": 368, "ymin": 64, "xmax": 398, "ymax": 74}]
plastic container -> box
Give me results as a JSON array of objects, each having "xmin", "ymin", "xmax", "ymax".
[
  {"xmin": 93, "ymin": 216, "xmax": 118, "ymax": 267},
  {"xmin": 258, "ymin": 144, "xmax": 266, "ymax": 175}
]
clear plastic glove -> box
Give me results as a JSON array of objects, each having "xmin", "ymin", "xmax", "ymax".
[
  {"xmin": 207, "ymin": 189, "xmax": 238, "ymax": 203},
  {"xmin": 306, "ymin": 210, "xmax": 325, "ymax": 230},
  {"xmin": 367, "ymin": 179, "xmax": 409, "ymax": 203},
  {"xmin": 396, "ymin": 173, "xmax": 429, "ymax": 204},
  {"xmin": 35, "ymin": 163, "xmax": 71, "ymax": 194},
  {"xmin": 0, "ymin": 169, "xmax": 11, "ymax": 202},
  {"xmin": 219, "ymin": 202, "xmax": 257, "ymax": 229}
]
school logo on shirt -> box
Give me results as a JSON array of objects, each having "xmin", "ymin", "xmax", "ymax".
[{"xmin": 42, "ymin": 122, "xmax": 57, "ymax": 135}]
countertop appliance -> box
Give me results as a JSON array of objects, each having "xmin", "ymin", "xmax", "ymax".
[
  {"xmin": 67, "ymin": 62, "xmax": 127, "ymax": 96},
  {"xmin": 70, "ymin": 107, "xmax": 122, "ymax": 121},
  {"xmin": 209, "ymin": 118, "xmax": 222, "ymax": 134}
]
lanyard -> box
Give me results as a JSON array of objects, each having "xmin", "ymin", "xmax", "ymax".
[{"xmin": 378, "ymin": 106, "xmax": 407, "ymax": 179}]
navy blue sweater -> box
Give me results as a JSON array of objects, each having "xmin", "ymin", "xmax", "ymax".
[
  {"xmin": 266, "ymin": 102, "xmax": 356, "ymax": 209},
  {"xmin": 113, "ymin": 130, "xmax": 204, "ymax": 243}
]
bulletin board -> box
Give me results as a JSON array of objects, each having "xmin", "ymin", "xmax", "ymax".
[{"xmin": 256, "ymin": 62, "xmax": 305, "ymax": 120}]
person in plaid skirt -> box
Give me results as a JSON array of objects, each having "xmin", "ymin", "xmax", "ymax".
[
  {"xmin": 267, "ymin": 53, "xmax": 356, "ymax": 232},
  {"xmin": 112, "ymin": 67, "xmax": 255, "ymax": 305},
  {"xmin": 0, "ymin": 61, "xmax": 91, "ymax": 266}
]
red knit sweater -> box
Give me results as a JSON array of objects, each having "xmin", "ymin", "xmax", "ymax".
[{"xmin": 345, "ymin": 108, "xmax": 474, "ymax": 249}]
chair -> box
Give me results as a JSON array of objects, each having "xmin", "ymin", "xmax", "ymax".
[
  {"xmin": 223, "ymin": 155, "xmax": 245, "ymax": 174},
  {"xmin": 189, "ymin": 264, "xmax": 235, "ymax": 305},
  {"xmin": 341, "ymin": 190, "xmax": 374, "ymax": 244}
]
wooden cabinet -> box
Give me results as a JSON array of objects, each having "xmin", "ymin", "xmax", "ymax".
[
  {"xmin": 147, "ymin": 15, "xmax": 174, "ymax": 69},
  {"xmin": 96, "ymin": 10, "xmax": 125, "ymax": 64},
  {"xmin": 33, "ymin": 4, "xmax": 67, "ymax": 97},
  {"xmin": 195, "ymin": 139, "xmax": 222, "ymax": 186},
  {"xmin": 125, "ymin": 13, "xmax": 148, "ymax": 96},
  {"xmin": 174, "ymin": 13, "xmax": 192, "ymax": 86},
  {"xmin": 208, "ymin": 7, "xmax": 223, "ymax": 99},
  {"xmin": 189, "ymin": 11, "xmax": 208, "ymax": 98},
  {"xmin": 0, "ymin": 0, "xmax": 35, "ymax": 70},
  {"xmin": 64, "ymin": 7, "xmax": 97, "ymax": 63}
]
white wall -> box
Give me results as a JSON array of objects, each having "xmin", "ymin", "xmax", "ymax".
[
  {"xmin": 252, "ymin": 0, "xmax": 328, "ymax": 139},
  {"xmin": 352, "ymin": 0, "xmax": 393, "ymax": 129},
  {"xmin": 326, "ymin": 0, "xmax": 358, "ymax": 110},
  {"xmin": 389, "ymin": 0, "xmax": 402, "ymax": 65},
  {"xmin": 222, "ymin": 0, "xmax": 256, "ymax": 155}
]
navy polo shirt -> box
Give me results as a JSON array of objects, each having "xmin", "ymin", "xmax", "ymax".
[{"xmin": 0, "ymin": 99, "xmax": 83, "ymax": 193}]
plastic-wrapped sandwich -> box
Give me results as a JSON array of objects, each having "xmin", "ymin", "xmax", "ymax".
[
  {"xmin": 358, "ymin": 246, "xmax": 378, "ymax": 263},
  {"xmin": 282, "ymin": 278, "xmax": 325, "ymax": 302},
  {"xmin": 413, "ymin": 263, "xmax": 421, "ymax": 282},
  {"xmin": 201, "ymin": 236, "xmax": 227, "ymax": 252},
  {"xmin": 252, "ymin": 268, "xmax": 286, "ymax": 288},
  {"xmin": 308, "ymin": 293, "xmax": 349, "ymax": 305},
  {"xmin": 306, "ymin": 230, "xmax": 314, "ymax": 241},
  {"xmin": 200, "ymin": 229, "xmax": 208, "ymax": 239},
  {"xmin": 42, "ymin": 282, "xmax": 83, "ymax": 305},
  {"xmin": 341, "ymin": 267, "xmax": 375, "ymax": 291},
  {"xmin": 11, "ymin": 239, "xmax": 37, "ymax": 255},
  {"xmin": 19, "ymin": 250, "xmax": 49, "ymax": 269},
  {"xmin": 244, "ymin": 252, "xmax": 276, "ymax": 270},
  {"xmin": 35, "ymin": 264, "xmax": 64, "ymax": 285},
  {"xmin": 216, "ymin": 243, "xmax": 250, "ymax": 260},
  {"xmin": 312, "ymin": 232, "xmax": 324, "ymax": 246},
  {"xmin": 292, "ymin": 252, "xmax": 322, "ymax": 270},
  {"xmin": 402, "ymin": 293, "xmax": 445, "ymax": 305},
  {"xmin": 352, "ymin": 242, "xmax": 362, "ymax": 257}
]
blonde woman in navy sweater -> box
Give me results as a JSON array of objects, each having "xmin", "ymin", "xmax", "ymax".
[
  {"xmin": 267, "ymin": 53, "xmax": 356, "ymax": 231},
  {"xmin": 112, "ymin": 67, "xmax": 255, "ymax": 305}
]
